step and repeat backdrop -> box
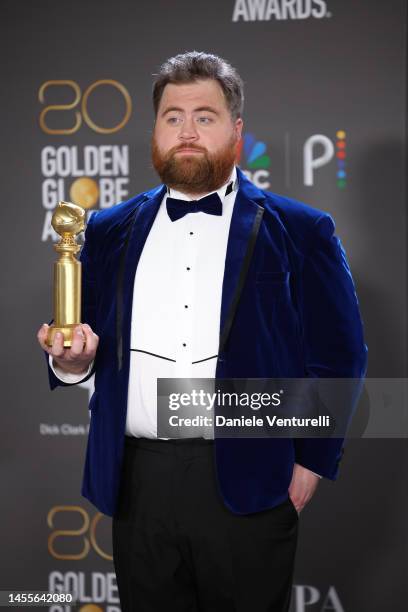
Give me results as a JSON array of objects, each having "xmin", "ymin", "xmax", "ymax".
[{"xmin": 1, "ymin": 0, "xmax": 406, "ymax": 610}]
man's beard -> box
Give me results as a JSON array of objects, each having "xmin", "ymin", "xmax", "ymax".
[{"xmin": 151, "ymin": 134, "xmax": 238, "ymax": 195}]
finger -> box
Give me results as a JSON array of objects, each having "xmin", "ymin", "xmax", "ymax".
[
  {"xmin": 37, "ymin": 324, "xmax": 52, "ymax": 353},
  {"xmin": 37, "ymin": 323, "xmax": 47, "ymax": 345},
  {"xmin": 289, "ymin": 493, "xmax": 301, "ymax": 514},
  {"xmin": 81, "ymin": 323, "xmax": 99, "ymax": 356},
  {"xmin": 70, "ymin": 326, "xmax": 86, "ymax": 357},
  {"xmin": 51, "ymin": 331, "xmax": 65, "ymax": 358},
  {"xmin": 37, "ymin": 323, "xmax": 48, "ymax": 340}
]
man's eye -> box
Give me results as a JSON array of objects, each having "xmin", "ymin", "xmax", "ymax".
[
  {"xmin": 167, "ymin": 117, "xmax": 181, "ymax": 124},
  {"xmin": 197, "ymin": 117, "xmax": 212, "ymax": 124}
]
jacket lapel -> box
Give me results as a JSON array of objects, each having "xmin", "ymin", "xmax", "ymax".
[{"xmin": 218, "ymin": 167, "xmax": 266, "ymax": 355}]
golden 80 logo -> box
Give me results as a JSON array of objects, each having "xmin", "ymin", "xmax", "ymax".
[
  {"xmin": 38, "ymin": 80, "xmax": 132, "ymax": 135},
  {"xmin": 47, "ymin": 506, "xmax": 112, "ymax": 560}
]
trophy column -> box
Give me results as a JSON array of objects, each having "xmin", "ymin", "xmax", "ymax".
[{"xmin": 47, "ymin": 201, "xmax": 86, "ymax": 348}]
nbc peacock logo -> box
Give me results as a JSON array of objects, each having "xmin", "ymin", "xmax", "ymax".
[{"xmin": 236, "ymin": 133, "xmax": 271, "ymax": 189}]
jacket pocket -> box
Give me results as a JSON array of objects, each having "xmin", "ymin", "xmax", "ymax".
[
  {"xmin": 255, "ymin": 271, "xmax": 289, "ymax": 283},
  {"xmin": 255, "ymin": 271, "xmax": 290, "ymax": 302}
]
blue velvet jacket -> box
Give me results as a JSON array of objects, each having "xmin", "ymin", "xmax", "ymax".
[{"xmin": 46, "ymin": 167, "xmax": 368, "ymax": 517}]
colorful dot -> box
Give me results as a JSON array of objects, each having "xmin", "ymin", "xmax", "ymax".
[
  {"xmin": 337, "ymin": 179, "xmax": 347, "ymax": 189},
  {"xmin": 336, "ymin": 151, "xmax": 346, "ymax": 160},
  {"xmin": 336, "ymin": 141, "xmax": 346, "ymax": 149},
  {"xmin": 336, "ymin": 130, "xmax": 346, "ymax": 139},
  {"xmin": 337, "ymin": 170, "xmax": 346, "ymax": 179}
]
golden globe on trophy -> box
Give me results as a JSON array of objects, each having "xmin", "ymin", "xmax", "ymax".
[{"xmin": 46, "ymin": 201, "xmax": 86, "ymax": 348}]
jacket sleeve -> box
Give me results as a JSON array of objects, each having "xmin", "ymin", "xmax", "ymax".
[
  {"xmin": 293, "ymin": 213, "xmax": 368, "ymax": 479},
  {"xmin": 45, "ymin": 210, "xmax": 99, "ymax": 391}
]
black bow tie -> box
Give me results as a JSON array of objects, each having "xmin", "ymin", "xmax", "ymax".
[{"xmin": 166, "ymin": 181, "xmax": 234, "ymax": 222}]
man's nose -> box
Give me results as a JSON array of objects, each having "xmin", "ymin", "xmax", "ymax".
[{"xmin": 178, "ymin": 117, "xmax": 198, "ymax": 140}]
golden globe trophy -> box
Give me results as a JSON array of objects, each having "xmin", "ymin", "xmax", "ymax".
[{"xmin": 46, "ymin": 201, "xmax": 86, "ymax": 347}]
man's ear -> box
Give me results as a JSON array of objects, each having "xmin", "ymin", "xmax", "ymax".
[{"xmin": 235, "ymin": 117, "xmax": 243, "ymax": 141}]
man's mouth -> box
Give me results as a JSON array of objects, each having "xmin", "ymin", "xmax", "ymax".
[{"xmin": 175, "ymin": 148, "xmax": 204, "ymax": 154}]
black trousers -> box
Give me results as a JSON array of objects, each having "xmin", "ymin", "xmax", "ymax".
[{"xmin": 112, "ymin": 436, "xmax": 298, "ymax": 612}]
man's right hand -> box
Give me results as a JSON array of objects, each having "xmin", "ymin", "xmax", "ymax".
[{"xmin": 37, "ymin": 323, "xmax": 99, "ymax": 376}]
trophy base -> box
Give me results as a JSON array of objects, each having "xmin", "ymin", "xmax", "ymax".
[{"xmin": 46, "ymin": 324, "xmax": 82, "ymax": 348}]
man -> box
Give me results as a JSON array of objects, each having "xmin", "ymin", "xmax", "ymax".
[{"xmin": 38, "ymin": 51, "xmax": 367, "ymax": 612}]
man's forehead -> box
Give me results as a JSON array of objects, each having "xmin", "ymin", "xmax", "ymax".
[{"xmin": 160, "ymin": 79, "xmax": 227, "ymax": 110}]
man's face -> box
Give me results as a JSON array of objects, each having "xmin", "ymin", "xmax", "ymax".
[{"xmin": 151, "ymin": 79, "xmax": 243, "ymax": 195}]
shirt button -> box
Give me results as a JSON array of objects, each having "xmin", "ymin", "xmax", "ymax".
[
  {"xmin": 186, "ymin": 267, "xmax": 191, "ymax": 270},
  {"xmin": 189, "ymin": 231, "xmax": 194, "ymax": 235},
  {"xmin": 184, "ymin": 305, "xmax": 188, "ymax": 309},
  {"xmin": 182, "ymin": 343, "xmax": 187, "ymax": 347}
]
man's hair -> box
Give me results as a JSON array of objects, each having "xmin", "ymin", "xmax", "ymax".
[{"xmin": 152, "ymin": 51, "xmax": 244, "ymax": 120}]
